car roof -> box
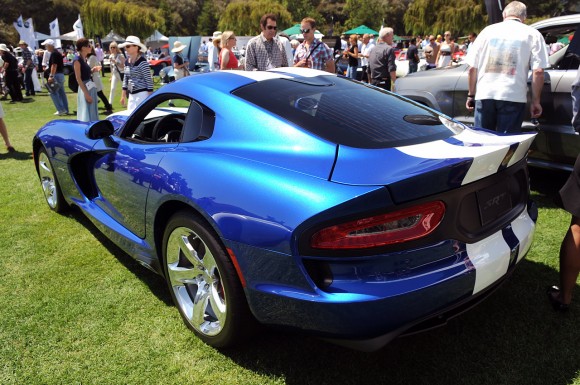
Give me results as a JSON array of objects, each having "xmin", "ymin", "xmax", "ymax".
[
  {"xmin": 530, "ymin": 14, "xmax": 580, "ymax": 30},
  {"xmin": 160, "ymin": 68, "xmax": 337, "ymax": 95}
]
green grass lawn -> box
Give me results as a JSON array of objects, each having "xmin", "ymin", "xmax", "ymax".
[{"xmin": 0, "ymin": 77, "xmax": 579, "ymax": 385}]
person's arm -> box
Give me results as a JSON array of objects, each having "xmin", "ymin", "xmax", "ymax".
[
  {"xmin": 531, "ymin": 68, "xmax": 544, "ymax": 118},
  {"xmin": 466, "ymin": 66, "xmax": 477, "ymax": 110},
  {"xmin": 220, "ymin": 49, "xmax": 229, "ymax": 70},
  {"xmin": 387, "ymin": 48, "xmax": 397, "ymax": 85},
  {"xmin": 244, "ymin": 42, "xmax": 257, "ymax": 71},
  {"xmin": 325, "ymin": 58, "xmax": 335, "ymax": 73}
]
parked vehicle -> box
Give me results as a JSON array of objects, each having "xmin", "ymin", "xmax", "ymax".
[
  {"xmin": 34, "ymin": 68, "xmax": 537, "ymax": 351},
  {"xmin": 396, "ymin": 14, "xmax": 580, "ymax": 172}
]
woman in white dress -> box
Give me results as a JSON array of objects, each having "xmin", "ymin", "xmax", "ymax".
[
  {"xmin": 108, "ymin": 43, "xmax": 125, "ymax": 106},
  {"xmin": 436, "ymin": 31, "xmax": 456, "ymax": 68}
]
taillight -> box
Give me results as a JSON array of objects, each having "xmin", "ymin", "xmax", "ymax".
[{"xmin": 311, "ymin": 201, "xmax": 445, "ymax": 249}]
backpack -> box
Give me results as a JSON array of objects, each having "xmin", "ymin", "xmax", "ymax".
[{"xmin": 68, "ymin": 73, "xmax": 78, "ymax": 93}]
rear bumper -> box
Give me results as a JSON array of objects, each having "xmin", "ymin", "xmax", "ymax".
[{"xmin": 242, "ymin": 204, "xmax": 535, "ymax": 350}]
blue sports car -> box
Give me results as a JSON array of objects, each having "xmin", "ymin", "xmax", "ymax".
[{"xmin": 34, "ymin": 68, "xmax": 537, "ymax": 351}]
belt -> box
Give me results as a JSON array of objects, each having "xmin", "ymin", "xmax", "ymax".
[{"xmin": 440, "ymin": 52, "xmax": 451, "ymax": 56}]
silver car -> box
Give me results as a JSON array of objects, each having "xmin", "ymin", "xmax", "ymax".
[{"xmin": 396, "ymin": 14, "xmax": 580, "ymax": 171}]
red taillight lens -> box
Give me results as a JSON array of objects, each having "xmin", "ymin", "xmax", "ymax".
[{"xmin": 311, "ymin": 201, "xmax": 445, "ymax": 249}]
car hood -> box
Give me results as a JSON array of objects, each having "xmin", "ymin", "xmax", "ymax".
[{"xmin": 331, "ymin": 128, "xmax": 536, "ymax": 202}]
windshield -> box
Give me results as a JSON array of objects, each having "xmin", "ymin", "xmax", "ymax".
[{"xmin": 232, "ymin": 76, "xmax": 461, "ymax": 149}]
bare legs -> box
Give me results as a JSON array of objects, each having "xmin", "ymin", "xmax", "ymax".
[
  {"xmin": 0, "ymin": 118, "xmax": 14, "ymax": 151},
  {"xmin": 557, "ymin": 216, "xmax": 580, "ymax": 304}
]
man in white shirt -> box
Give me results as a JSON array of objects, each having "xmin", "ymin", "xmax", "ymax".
[
  {"xmin": 208, "ymin": 31, "xmax": 222, "ymax": 71},
  {"xmin": 359, "ymin": 34, "xmax": 375, "ymax": 83},
  {"xmin": 464, "ymin": 1, "xmax": 549, "ymax": 133}
]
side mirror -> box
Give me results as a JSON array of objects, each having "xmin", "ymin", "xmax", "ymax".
[{"xmin": 86, "ymin": 120, "xmax": 115, "ymax": 140}]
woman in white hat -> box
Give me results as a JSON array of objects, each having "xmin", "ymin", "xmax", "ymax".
[
  {"xmin": 73, "ymin": 38, "xmax": 99, "ymax": 122},
  {"xmin": 119, "ymin": 36, "xmax": 154, "ymax": 112},
  {"xmin": 171, "ymin": 41, "xmax": 189, "ymax": 80}
]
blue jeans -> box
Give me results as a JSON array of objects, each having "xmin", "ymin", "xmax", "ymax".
[
  {"xmin": 474, "ymin": 99, "xmax": 526, "ymax": 134},
  {"xmin": 346, "ymin": 65, "xmax": 358, "ymax": 79},
  {"xmin": 409, "ymin": 62, "xmax": 418, "ymax": 74},
  {"xmin": 49, "ymin": 73, "xmax": 69, "ymax": 114}
]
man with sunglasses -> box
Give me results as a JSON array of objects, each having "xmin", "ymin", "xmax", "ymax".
[
  {"xmin": 293, "ymin": 17, "xmax": 335, "ymax": 73},
  {"xmin": 245, "ymin": 13, "xmax": 288, "ymax": 71}
]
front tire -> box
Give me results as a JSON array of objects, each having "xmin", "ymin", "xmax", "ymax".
[
  {"xmin": 162, "ymin": 211, "xmax": 254, "ymax": 347},
  {"xmin": 37, "ymin": 148, "xmax": 68, "ymax": 213}
]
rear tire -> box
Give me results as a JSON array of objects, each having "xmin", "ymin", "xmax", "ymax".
[{"xmin": 162, "ymin": 211, "xmax": 255, "ymax": 347}]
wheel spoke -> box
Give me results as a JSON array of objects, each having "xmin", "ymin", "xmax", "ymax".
[
  {"xmin": 209, "ymin": 282, "xmax": 227, "ymax": 323},
  {"xmin": 191, "ymin": 284, "xmax": 210, "ymax": 327}
]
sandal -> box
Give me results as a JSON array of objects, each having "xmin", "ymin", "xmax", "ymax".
[{"xmin": 546, "ymin": 286, "xmax": 569, "ymax": 312}]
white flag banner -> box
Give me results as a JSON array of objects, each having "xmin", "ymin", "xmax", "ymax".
[
  {"xmin": 13, "ymin": 15, "xmax": 25, "ymax": 42},
  {"xmin": 49, "ymin": 18, "xmax": 62, "ymax": 49},
  {"xmin": 25, "ymin": 18, "xmax": 36, "ymax": 49},
  {"xmin": 73, "ymin": 14, "xmax": 84, "ymax": 39}
]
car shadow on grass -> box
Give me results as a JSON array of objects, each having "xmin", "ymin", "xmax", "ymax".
[
  {"xmin": 65, "ymin": 207, "xmax": 172, "ymax": 307},
  {"xmin": 221, "ymin": 259, "xmax": 579, "ymax": 385}
]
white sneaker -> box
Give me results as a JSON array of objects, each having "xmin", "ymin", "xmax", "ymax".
[
  {"xmin": 53, "ymin": 111, "xmax": 60, "ymax": 115},
  {"xmin": 58, "ymin": 112, "xmax": 68, "ymax": 116}
]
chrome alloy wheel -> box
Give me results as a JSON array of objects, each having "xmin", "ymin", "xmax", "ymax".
[
  {"xmin": 38, "ymin": 150, "xmax": 59, "ymax": 210},
  {"xmin": 165, "ymin": 226, "xmax": 227, "ymax": 337}
]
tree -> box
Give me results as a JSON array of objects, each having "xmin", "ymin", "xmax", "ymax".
[
  {"xmin": 82, "ymin": 0, "xmax": 164, "ymax": 38},
  {"xmin": 282, "ymin": 0, "xmax": 322, "ymax": 24},
  {"xmin": 196, "ymin": 0, "xmax": 220, "ymax": 35},
  {"xmin": 218, "ymin": 0, "xmax": 293, "ymax": 36},
  {"xmin": 404, "ymin": 0, "xmax": 486, "ymax": 37}
]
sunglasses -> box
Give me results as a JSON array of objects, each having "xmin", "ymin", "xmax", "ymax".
[
  {"xmin": 266, "ymin": 25, "xmax": 277, "ymax": 30},
  {"xmin": 300, "ymin": 28, "xmax": 311, "ymax": 34}
]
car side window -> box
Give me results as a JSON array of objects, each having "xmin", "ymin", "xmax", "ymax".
[
  {"xmin": 542, "ymin": 23, "xmax": 580, "ymax": 70},
  {"xmin": 120, "ymin": 95, "xmax": 191, "ymax": 143}
]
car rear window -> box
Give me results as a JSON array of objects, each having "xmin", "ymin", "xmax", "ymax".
[{"xmin": 232, "ymin": 76, "xmax": 459, "ymax": 149}]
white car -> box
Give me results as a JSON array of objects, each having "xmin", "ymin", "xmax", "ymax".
[{"xmin": 396, "ymin": 49, "xmax": 428, "ymax": 78}]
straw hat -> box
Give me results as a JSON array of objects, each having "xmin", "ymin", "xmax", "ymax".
[
  {"xmin": 18, "ymin": 40, "xmax": 28, "ymax": 46},
  {"xmin": 171, "ymin": 41, "xmax": 187, "ymax": 53},
  {"xmin": 119, "ymin": 35, "xmax": 147, "ymax": 53}
]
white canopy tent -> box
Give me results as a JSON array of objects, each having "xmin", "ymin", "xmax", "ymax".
[
  {"xmin": 34, "ymin": 31, "xmax": 52, "ymax": 42},
  {"xmin": 145, "ymin": 30, "xmax": 168, "ymax": 43},
  {"xmin": 55, "ymin": 30, "xmax": 78, "ymax": 41}
]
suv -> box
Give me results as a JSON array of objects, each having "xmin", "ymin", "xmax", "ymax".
[{"xmin": 396, "ymin": 14, "xmax": 580, "ymax": 172}]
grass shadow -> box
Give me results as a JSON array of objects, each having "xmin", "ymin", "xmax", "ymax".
[
  {"xmin": 0, "ymin": 149, "xmax": 33, "ymax": 161},
  {"xmin": 221, "ymin": 259, "xmax": 579, "ymax": 385},
  {"xmin": 63, "ymin": 207, "xmax": 172, "ymax": 307}
]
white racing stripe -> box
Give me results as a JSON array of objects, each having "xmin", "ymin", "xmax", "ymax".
[
  {"xmin": 397, "ymin": 129, "xmax": 536, "ymax": 185},
  {"xmin": 227, "ymin": 67, "xmax": 335, "ymax": 82},
  {"xmin": 467, "ymin": 209, "xmax": 535, "ymax": 294}
]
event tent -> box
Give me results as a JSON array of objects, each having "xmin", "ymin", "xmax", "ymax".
[
  {"xmin": 55, "ymin": 30, "xmax": 78, "ymax": 41},
  {"xmin": 34, "ymin": 31, "xmax": 52, "ymax": 42},
  {"xmin": 343, "ymin": 25, "xmax": 379, "ymax": 36},
  {"xmin": 146, "ymin": 30, "xmax": 169, "ymax": 43},
  {"xmin": 282, "ymin": 24, "xmax": 324, "ymax": 40},
  {"xmin": 101, "ymin": 30, "xmax": 125, "ymax": 43}
]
